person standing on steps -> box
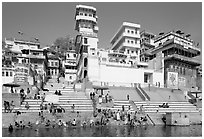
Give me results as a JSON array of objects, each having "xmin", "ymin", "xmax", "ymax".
[
  {"xmin": 71, "ymin": 104, "xmax": 75, "ymax": 113},
  {"xmin": 127, "ymin": 94, "xmax": 130, "ymax": 100},
  {"xmin": 62, "ymin": 82, "xmax": 65, "ymax": 89}
]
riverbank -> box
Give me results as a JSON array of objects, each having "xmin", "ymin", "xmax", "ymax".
[{"xmin": 2, "ymin": 109, "xmax": 202, "ymax": 128}]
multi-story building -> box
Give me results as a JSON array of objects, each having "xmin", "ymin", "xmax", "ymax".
[
  {"xmin": 4, "ymin": 38, "xmax": 47, "ymax": 85},
  {"xmin": 75, "ymin": 5, "xmax": 164, "ymax": 87},
  {"xmin": 47, "ymin": 53, "xmax": 60, "ymax": 79},
  {"xmin": 110, "ymin": 22, "xmax": 141, "ymax": 67},
  {"xmin": 63, "ymin": 50, "xmax": 77, "ymax": 82},
  {"xmin": 75, "ymin": 5, "xmax": 99, "ymax": 82},
  {"xmin": 151, "ymin": 30, "xmax": 201, "ymax": 90},
  {"xmin": 140, "ymin": 30, "xmax": 155, "ymax": 62}
]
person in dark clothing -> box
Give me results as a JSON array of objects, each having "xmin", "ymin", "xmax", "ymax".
[
  {"xmin": 58, "ymin": 90, "xmax": 62, "ymax": 95},
  {"xmin": 122, "ymin": 105, "xmax": 125, "ymax": 111},
  {"xmin": 92, "ymin": 92, "xmax": 95, "ymax": 99},
  {"xmin": 4, "ymin": 101, "xmax": 7, "ymax": 113},
  {"xmin": 90, "ymin": 92, "xmax": 93, "ymax": 100},
  {"xmin": 8, "ymin": 124, "xmax": 13, "ymax": 132},
  {"xmin": 55, "ymin": 90, "xmax": 58, "ymax": 95},
  {"xmin": 127, "ymin": 94, "xmax": 130, "ymax": 100}
]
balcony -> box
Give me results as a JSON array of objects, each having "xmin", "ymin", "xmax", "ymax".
[
  {"xmin": 21, "ymin": 54, "xmax": 45, "ymax": 59},
  {"xmin": 164, "ymin": 54, "xmax": 201, "ymax": 66},
  {"xmin": 106, "ymin": 61, "xmax": 132, "ymax": 68},
  {"xmin": 75, "ymin": 15, "xmax": 97, "ymax": 23},
  {"xmin": 122, "ymin": 42, "xmax": 140, "ymax": 49},
  {"xmin": 65, "ymin": 69, "xmax": 77, "ymax": 74},
  {"xmin": 64, "ymin": 60, "xmax": 77, "ymax": 66},
  {"xmin": 108, "ymin": 50, "xmax": 127, "ymax": 58},
  {"xmin": 123, "ymin": 32, "xmax": 140, "ymax": 39},
  {"xmin": 137, "ymin": 61, "xmax": 148, "ymax": 67}
]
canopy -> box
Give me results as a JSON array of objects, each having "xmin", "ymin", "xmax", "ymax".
[
  {"xmin": 92, "ymin": 85, "xmax": 109, "ymax": 90},
  {"xmin": 3, "ymin": 83, "xmax": 20, "ymax": 87}
]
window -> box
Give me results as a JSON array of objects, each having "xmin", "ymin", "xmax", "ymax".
[
  {"xmin": 51, "ymin": 62, "xmax": 54, "ymax": 66},
  {"xmin": 73, "ymin": 54, "xmax": 76, "ymax": 58},
  {"xmin": 85, "ymin": 13, "xmax": 87, "ymax": 16},
  {"xmin": 135, "ymin": 29, "xmax": 138, "ymax": 34},
  {"xmin": 67, "ymin": 54, "xmax": 69, "ymax": 57},
  {"xmin": 127, "ymin": 30, "xmax": 130, "ymax": 33},
  {"xmin": 127, "ymin": 40, "xmax": 130, "ymax": 43},
  {"xmin": 2, "ymin": 71, "xmax": 4, "ymax": 76},
  {"xmin": 127, "ymin": 50, "xmax": 130, "ymax": 54},
  {"xmin": 131, "ymin": 31, "xmax": 134, "ymax": 34},
  {"xmin": 69, "ymin": 76, "xmax": 72, "ymax": 79},
  {"xmin": 84, "ymin": 38, "xmax": 88, "ymax": 44},
  {"xmin": 80, "ymin": 12, "xmax": 83, "ymax": 15},
  {"xmin": 131, "ymin": 41, "xmax": 134, "ymax": 44},
  {"xmin": 55, "ymin": 62, "xmax": 58, "ymax": 66},
  {"xmin": 89, "ymin": 14, "xmax": 92, "ymax": 17},
  {"xmin": 10, "ymin": 72, "xmax": 13, "ymax": 76},
  {"xmin": 132, "ymin": 51, "xmax": 134, "ymax": 54},
  {"xmin": 6, "ymin": 71, "xmax": 9, "ymax": 77}
]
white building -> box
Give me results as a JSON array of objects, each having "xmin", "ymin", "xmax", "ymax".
[
  {"xmin": 74, "ymin": 5, "xmax": 164, "ymax": 87},
  {"xmin": 110, "ymin": 22, "xmax": 141, "ymax": 66},
  {"xmin": 63, "ymin": 50, "xmax": 77, "ymax": 82},
  {"xmin": 4, "ymin": 38, "xmax": 47, "ymax": 85}
]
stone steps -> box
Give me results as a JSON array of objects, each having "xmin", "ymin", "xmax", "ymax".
[{"xmin": 133, "ymin": 101, "xmax": 199, "ymax": 113}]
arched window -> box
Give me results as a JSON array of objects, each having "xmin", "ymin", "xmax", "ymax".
[
  {"xmin": 84, "ymin": 70, "xmax": 87, "ymax": 78},
  {"xmin": 84, "ymin": 58, "xmax": 88, "ymax": 67}
]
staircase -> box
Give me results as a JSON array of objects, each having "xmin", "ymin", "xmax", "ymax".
[
  {"xmin": 133, "ymin": 101, "xmax": 199, "ymax": 113},
  {"xmin": 132, "ymin": 101, "xmax": 200, "ymax": 125},
  {"xmin": 135, "ymin": 84, "xmax": 150, "ymax": 101},
  {"xmin": 11, "ymin": 78, "xmax": 93, "ymax": 113}
]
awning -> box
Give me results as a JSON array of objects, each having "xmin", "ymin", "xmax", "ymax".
[
  {"xmin": 3, "ymin": 83, "xmax": 20, "ymax": 87},
  {"xmin": 92, "ymin": 85, "xmax": 109, "ymax": 90}
]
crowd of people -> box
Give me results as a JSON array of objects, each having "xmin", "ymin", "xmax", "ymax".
[
  {"xmin": 93, "ymin": 107, "xmax": 148, "ymax": 126},
  {"xmin": 3, "ymin": 100, "xmax": 15, "ymax": 113},
  {"xmin": 54, "ymin": 90, "xmax": 62, "ymax": 95}
]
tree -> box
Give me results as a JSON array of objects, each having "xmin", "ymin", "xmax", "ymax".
[{"xmin": 53, "ymin": 35, "xmax": 75, "ymax": 56}]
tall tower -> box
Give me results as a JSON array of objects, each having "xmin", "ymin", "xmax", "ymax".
[{"xmin": 75, "ymin": 5, "xmax": 100, "ymax": 82}]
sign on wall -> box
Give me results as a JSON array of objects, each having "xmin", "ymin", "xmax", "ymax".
[
  {"xmin": 14, "ymin": 65, "xmax": 29, "ymax": 84},
  {"xmin": 167, "ymin": 72, "xmax": 178, "ymax": 89}
]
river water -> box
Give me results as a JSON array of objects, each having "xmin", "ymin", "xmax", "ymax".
[{"xmin": 2, "ymin": 125, "xmax": 202, "ymax": 137}]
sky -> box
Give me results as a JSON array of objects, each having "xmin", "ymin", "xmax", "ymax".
[{"xmin": 2, "ymin": 2, "xmax": 202, "ymax": 53}]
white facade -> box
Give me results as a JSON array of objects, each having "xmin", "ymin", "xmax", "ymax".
[
  {"xmin": 75, "ymin": 5, "xmax": 164, "ymax": 87},
  {"xmin": 110, "ymin": 22, "xmax": 141, "ymax": 63},
  {"xmin": 5, "ymin": 38, "xmax": 40, "ymax": 53},
  {"xmin": 2, "ymin": 67, "xmax": 15, "ymax": 84},
  {"xmin": 64, "ymin": 51, "xmax": 77, "ymax": 82}
]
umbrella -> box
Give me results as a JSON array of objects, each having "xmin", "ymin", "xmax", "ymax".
[{"xmin": 3, "ymin": 83, "xmax": 20, "ymax": 87}]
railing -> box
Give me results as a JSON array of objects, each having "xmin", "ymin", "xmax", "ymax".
[
  {"xmin": 164, "ymin": 54, "xmax": 200, "ymax": 65},
  {"xmin": 92, "ymin": 81, "xmax": 136, "ymax": 88},
  {"xmin": 135, "ymin": 86, "xmax": 146, "ymax": 101},
  {"xmin": 138, "ymin": 84, "xmax": 150, "ymax": 101},
  {"xmin": 146, "ymin": 114, "xmax": 156, "ymax": 126}
]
